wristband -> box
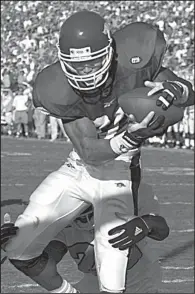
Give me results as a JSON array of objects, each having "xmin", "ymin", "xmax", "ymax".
[{"xmin": 110, "ymin": 131, "xmax": 138, "ymax": 155}]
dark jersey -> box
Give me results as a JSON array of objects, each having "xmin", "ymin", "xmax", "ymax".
[{"xmin": 33, "ymin": 22, "xmax": 192, "ymax": 140}]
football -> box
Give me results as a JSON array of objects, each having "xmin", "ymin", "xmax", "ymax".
[{"xmin": 119, "ymin": 87, "xmax": 184, "ymax": 128}]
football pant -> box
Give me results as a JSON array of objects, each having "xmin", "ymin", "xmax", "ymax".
[
  {"xmin": 60, "ymin": 183, "xmax": 161, "ymax": 293},
  {"xmin": 5, "ymin": 159, "xmax": 135, "ymax": 293}
]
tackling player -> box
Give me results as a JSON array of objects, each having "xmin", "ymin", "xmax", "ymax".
[
  {"xmin": 2, "ymin": 10, "xmax": 194, "ymax": 294},
  {"xmin": 1, "ymin": 183, "xmax": 169, "ymax": 293}
]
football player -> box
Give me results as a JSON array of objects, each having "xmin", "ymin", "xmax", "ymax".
[
  {"xmin": 2, "ymin": 10, "xmax": 194, "ymax": 294},
  {"xmin": 1, "ymin": 183, "xmax": 169, "ymax": 293}
]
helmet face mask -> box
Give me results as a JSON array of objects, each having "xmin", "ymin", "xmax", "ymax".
[
  {"xmin": 57, "ymin": 10, "xmax": 114, "ymax": 92},
  {"xmin": 72, "ymin": 205, "xmax": 94, "ymax": 231}
]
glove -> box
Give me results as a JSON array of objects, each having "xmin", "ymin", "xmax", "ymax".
[
  {"xmin": 123, "ymin": 112, "xmax": 165, "ymax": 148},
  {"xmin": 110, "ymin": 111, "xmax": 165, "ymax": 154},
  {"xmin": 108, "ymin": 215, "xmax": 150, "ymax": 250},
  {"xmin": 1, "ymin": 213, "xmax": 19, "ymax": 248},
  {"xmin": 156, "ymin": 81, "xmax": 184, "ymax": 110},
  {"xmin": 145, "ymin": 80, "xmax": 186, "ymax": 110},
  {"xmin": 108, "ymin": 214, "xmax": 170, "ymax": 250}
]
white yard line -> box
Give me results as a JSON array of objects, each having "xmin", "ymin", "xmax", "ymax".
[
  {"xmin": 171, "ymin": 229, "xmax": 194, "ymax": 233},
  {"xmin": 9, "ymin": 284, "xmax": 39, "ymax": 288},
  {"xmin": 1, "ymin": 183, "xmax": 25, "ymax": 186},
  {"xmin": 162, "ymin": 266, "xmax": 194, "ymax": 270},
  {"xmin": 1, "ymin": 152, "xmax": 32, "ymax": 156},
  {"xmin": 151, "ymin": 183, "xmax": 194, "ymax": 186},
  {"xmin": 162, "ymin": 278, "xmax": 194, "ymax": 283},
  {"xmin": 160, "ymin": 201, "xmax": 192, "ymax": 205}
]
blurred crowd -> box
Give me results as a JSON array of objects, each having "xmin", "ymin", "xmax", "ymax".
[{"xmin": 1, "ymin": 1, "xmax": 194, "ymax": 148}]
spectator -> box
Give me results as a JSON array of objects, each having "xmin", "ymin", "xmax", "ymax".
[
  {"xmin": 12, "ymin": 85, "xmax": 29, "ymax": 138},
  {"xmin": 1, "ymin": 88, "xmax": 14, "ymax": 136},
  {"xmin": 17, "ymin": 70, "xmax": 26, "ymax": 84},
  {"xmin": 49, "ymin": 115, "xmax": 58, "ymax": 142},
  {"xmin": 182, "ymin": 106, "xmax": 194, "ymax": 150},
  {"xmin": 2, "ymin": 69, "xmax": 11, "ymax": 88},
  {"xmin": 33, "ymin": 108, "xmax": 47, "ymax": 139}
]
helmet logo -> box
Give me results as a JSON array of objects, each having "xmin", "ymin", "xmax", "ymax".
[
  {"xmin": 70, "ymin": 47, "xmax": 91, "ymax": 60},
  {"xmin": 130, "ymin": 56, "xmax": 142, "ymax": 64}
]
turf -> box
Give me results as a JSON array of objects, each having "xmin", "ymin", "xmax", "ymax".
[{"xmin": 1, "ymin": 136, "xmax": 194, "ymax": 293}]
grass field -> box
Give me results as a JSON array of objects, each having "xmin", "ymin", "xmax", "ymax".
[{"xmin": 1, "ymin": 136, "xmax": 194, "ymax": 293}]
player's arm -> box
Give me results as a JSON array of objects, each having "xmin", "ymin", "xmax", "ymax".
[
  {"xmin": 145, "ymin": 67, "xmax": 194, "ymax": 109},
  {"xmin": 63, "ymin": 112, "xmax": 165, "ymax": 166},
  {"xmin": 63, "ymin": 117, "xmax": 117, "ymax": 165}
]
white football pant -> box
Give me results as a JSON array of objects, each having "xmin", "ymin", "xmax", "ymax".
[{"xmin": 5, "ymin": 157, "xmax": 136, "ymax": 292}]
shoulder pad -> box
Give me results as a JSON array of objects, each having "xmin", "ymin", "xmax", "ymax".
[
  {"xmin": 114, "ymin": 22, "xmax": 166, "ymax": 70},
  {"xmin": 33, "ymin": 62, "xmax": 84, "ymax": 122},
  {"xmin": 34, "ymin": 62, "xmax": 79, "ymax": 106}
]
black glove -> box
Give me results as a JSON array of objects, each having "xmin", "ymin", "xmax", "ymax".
[
  {"xmin": 1, "ymin": 213, "xmax": 19, "ymax": 248},
  {"xmin": 1, "ymin": 214, "xmax": 19, "ymax": 265},
  {"xmin": 108, "ymin": 214, "xmax": 170, "ymax": 250},
  {"xmin": 123, "ymin": 115, "xmax": 165, "ymax": 148},
  {"xmin": 156, "ymin": 81, "xmax": 184, "ymax": 110},
  {"xmin": 1, "ymin": 222, "xmax": 19, "ymax": 247},
  {"xmin": 108, "ymin": 216, "xmax": 150, "ymax": 250}
]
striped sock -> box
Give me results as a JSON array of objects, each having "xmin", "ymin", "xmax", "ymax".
[{"xmin": 50, "ymin": 280, "xmax": 78, "ymax": 293}]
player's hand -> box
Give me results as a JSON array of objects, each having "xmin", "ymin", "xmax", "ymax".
[
  {"xmin": 108, "ymin": 213, "xmax": 170, "ymax": 250},
  {"xmin": 1, "ymin": 213, "xmax": 19, "ymax": 249},
  {"xmin": 123, "ymin": 111, "xmax": 165, "ymax": 148},
  {"xmin": 145, "ymin": 80, "xmax": 186, "ymax": 110},
  {"xmin": 108, "ymin": 214, "xmax": 150, "ymax": 250}
]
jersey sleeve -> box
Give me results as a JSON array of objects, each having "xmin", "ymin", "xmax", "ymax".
[{"xmin": 32, "ymin": 72, "xmax": 85, "ymax": 123}]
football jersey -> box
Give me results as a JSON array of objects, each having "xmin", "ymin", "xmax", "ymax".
[
  {"xmin": 32, "ymin": 21, "xmax": 190, "ymax": 172},
  {"xmin": 33, "ymin": 21, "xmax": 191, "ymax": 125},
  {"xmin": 32, "ymin": 22, "xmax": 168, "ymax": 127}
]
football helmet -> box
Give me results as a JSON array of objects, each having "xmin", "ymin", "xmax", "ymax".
[
  {"xmin": 72, "ymin": 205, "xmax": 94, "ymax": 231},
  {"xmin": 57, "ymin": 10, "xmax": 114, "ymax": 91}
]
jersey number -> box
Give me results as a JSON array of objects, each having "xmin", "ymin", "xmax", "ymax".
[
  {"xmin": 68, "ymin": 242, "xmax": 96, "ymax": 274},
  {"xmin": 69, "ymin": 242, "xmax": 142, "ymax": 273}
]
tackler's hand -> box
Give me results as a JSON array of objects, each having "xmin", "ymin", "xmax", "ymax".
[
  {"xmin": 1, "ymin": 213, "xmax": 19, "ymax": 249},
  {"xmin": 108, "ymin": 214, "xmax": 150, "ymax": 250}
]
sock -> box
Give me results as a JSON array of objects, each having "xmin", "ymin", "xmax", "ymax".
[{"xmin": 50, "ymin": 280, "xmax": 78, "ymax": 293}]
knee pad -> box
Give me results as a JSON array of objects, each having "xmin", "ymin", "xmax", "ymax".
[{"xmin": 9, "ymin": 251, "xmax": 49, "ymax": 277}]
